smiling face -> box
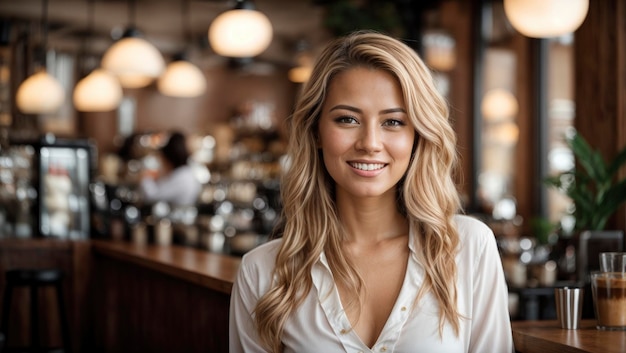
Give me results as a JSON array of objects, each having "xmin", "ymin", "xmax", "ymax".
[{"xmin": 318, "ymin": 67, "xmax": 416, "ymax": 201}]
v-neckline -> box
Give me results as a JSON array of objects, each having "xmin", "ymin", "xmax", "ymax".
[{"xmin": 314, "ymin": 247, "xmax": 422, "ymax": 351}]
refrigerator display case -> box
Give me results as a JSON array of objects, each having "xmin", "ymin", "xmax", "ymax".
[{"xmin": 37, "ymin": 136, "xmax": 94, "ymax": 239}]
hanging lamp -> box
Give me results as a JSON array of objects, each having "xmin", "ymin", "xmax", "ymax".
[
  {"xmin": 16, "ymin": 0, "xmax": 65, "ymax": 115},
  {"xmin": 157, "ymin": 0, "xmax": 206, "ymax": 98},
  {"xmin": 288, "ymin": 40, "xmax": 313, "ymax": 83},
  {"xmin": 74, "ymin": 68, "xmax": 123, "ymax": 111},
  {"xmin": 101, "ymin": 0, "xmax": 164, "ymax": 88},
  {"xmin": 73, "ymin": 0, "xmax": 123, "ymax": 111},
  {"xmin": 503, "ymin": 0, "xmax": 589, "ymax": 38},
  {"xmin": 208, "ymin": 0, "xmax": 273, "ymax": 58}
]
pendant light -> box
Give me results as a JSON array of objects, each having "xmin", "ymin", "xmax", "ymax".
[
  {"xmin": 16, "ymin": 0, "xmax": 65, "ymax": 115},
  {"xmin": 157, "ymin": 0, "xmax": 206, "ymax": 98},
  {"xmin": 101, "ymin": 0, "xmax": 165, "ymax": 88},
  {"xmin": 208, "ymin": 0, "xmax": 273, "ymax": 58},
  {"xmin": 73, "ymin": 0, "xmax": 122, "ymax": 111},
  {"xmin": 288, "ymin": 40, "xmax": 313, "ymax": 83},
  {"xmin": 74, "ymin": 68, "xmax": 123, "ymax": 111},
  {"xmin": 503, "ymin": 0, "xmax": 589, "ymax": 38}
]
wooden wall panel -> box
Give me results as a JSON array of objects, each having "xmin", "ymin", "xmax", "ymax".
[{"xmin": 575, "ymin": 0, "xmax": 626, "ymax": 233}]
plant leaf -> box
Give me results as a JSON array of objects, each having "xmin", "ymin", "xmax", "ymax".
[
  {"xmin": 607, "ymin": 142, "xmax": 626, "ymax": 176},
  {"xmin": 570, "ymin": 134, "xmax": 607, "ymax": 182}
]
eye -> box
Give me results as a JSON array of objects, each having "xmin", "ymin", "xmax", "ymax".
[
  {"xmin": 383, "ymin": 118, "xmax": 406, "ymax": 127},
  {"xmin": 335, "ymin": 115, "xmax": 359, "ymax": 124}
]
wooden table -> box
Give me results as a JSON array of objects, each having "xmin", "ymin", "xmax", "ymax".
[{"xmin": 512, "ymin": 320, "xmax": 626, "ymax": 353}]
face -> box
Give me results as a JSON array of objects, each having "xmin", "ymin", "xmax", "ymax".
[{"xmin": 318, "ymin": 67, "xmax": 416, "ymax": 200}]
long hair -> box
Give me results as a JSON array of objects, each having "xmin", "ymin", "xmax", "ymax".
[{"xmin": 254, "ymin": 30, "xmax": 462, "ymax": 352}]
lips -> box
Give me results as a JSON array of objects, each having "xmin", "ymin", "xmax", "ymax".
[{"xmin": 348, "ymin": 162, "xmax": 386, "ymax": 171}]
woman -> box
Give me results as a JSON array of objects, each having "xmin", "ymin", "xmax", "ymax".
[
  {"xmin": 230, "ymin": 31, "xmax": 513, "ymax": 353},
  {"xmin": 139, "ymin": 131, "xmax": 201, "ymax": 206}
]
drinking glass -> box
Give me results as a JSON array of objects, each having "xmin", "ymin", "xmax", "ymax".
[{"xmin": 591, "ymin": 271, "xmax": 626, "ymax": 330}]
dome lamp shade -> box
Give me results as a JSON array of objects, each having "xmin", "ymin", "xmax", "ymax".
[
  {"xmin": 16, "ymin": 69, "xmax": 65, "ymax": 114},
  {"xmin": 503, "ymin": 0, "xmax": 589, "ymax": 38},
  {"xmin": 73, "ymin": 68, "xmax": 123, "ymax": 111},
  {"xmin": 101, "ymin": 28, "xmax": 165, "ymax": 88},
  {"xmin": 158, "ymin": 60, "xmax": 207, "ymax": 98},
  {"xmin": 208, "ymin": 0, "xmax": 273, "ymax": 58}
]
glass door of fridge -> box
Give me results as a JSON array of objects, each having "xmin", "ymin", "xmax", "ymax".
[{"xmin": 39, "ymin": 142, "xmax": 91, "ymax": 238}]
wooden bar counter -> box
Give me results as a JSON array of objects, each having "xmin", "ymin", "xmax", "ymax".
[
  {"xmin": 90, "ymin": 239, "xmax": 240, "ymax": 294},
  {"xmin": 512, "ymin": 320, "xmax": 626, "ymax": 353},
  {"xmin": 0, "ymin": 237, "xmax": 241, "ymax": 353}
]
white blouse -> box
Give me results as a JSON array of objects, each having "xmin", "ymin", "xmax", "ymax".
[
  {"xmin": 229, "ymin": 215, "xmax": 514, "ymax": 353},
  {"xmin": 139, "ymin": 165, "xmax": 201, "ymax": 206}
]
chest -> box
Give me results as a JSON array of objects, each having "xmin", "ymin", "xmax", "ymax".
[{"xmin": 338, "ymin": 247, "xmax": 409, "ymax": 347}]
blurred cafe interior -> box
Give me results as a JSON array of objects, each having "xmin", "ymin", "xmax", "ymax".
[{"xmin": 0, "ymin": 0, "xmax": 624, "ymax": 352}]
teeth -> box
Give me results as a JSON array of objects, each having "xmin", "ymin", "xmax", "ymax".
[{"xmin": 350, "ymin": 162, "xmax": 385, "ymax": 171}]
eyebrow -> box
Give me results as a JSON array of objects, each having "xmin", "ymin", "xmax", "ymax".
[{"xmin": 328, "ymin": 105, "xmax": 407, "ymax": 115}]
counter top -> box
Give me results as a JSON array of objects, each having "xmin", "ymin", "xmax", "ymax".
[
  {"xmin": 512, "ymin": 320, "xmax": 626, "ymax": 353},
  {"xmin": 90, "ymin": 240, "xmax": 240, "ymax": 294}
]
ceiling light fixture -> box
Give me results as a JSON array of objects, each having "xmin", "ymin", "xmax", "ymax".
[
  {"xmin": 101, "ymin": 0, "xmax": 164, "ymax": 88},
  {"xmin": 158, "ymin": 58, "xmax": 207, "ymax": 98},
  {"xmin": 16, "ymin": 0, "xmax": 65, "ymax": 115},
  {"xmin": 208, "ymin": 0, "xmax": 273, "ymax": 58},
  {"xmin": 158, "ymin": 0, "xmax": 206, "ymax": 98},
  {"xmin": 288, "ymin": 40, "xmax": 313, "ymax": 83},
  {"xmin": 73, "ymin": 0, "xmax": 122, "ymax": 111},
  {"xmin": 503, "ymin": 0, "xmax": 589, "ymax": 38},
  {"xmin": 74, "ymin": 69, "xmax": 123, "ymax": 112}
]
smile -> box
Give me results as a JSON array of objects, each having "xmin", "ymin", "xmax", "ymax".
[{"xmin": 348, "ymin": 162, "xmax": 386, "ymax": 171}]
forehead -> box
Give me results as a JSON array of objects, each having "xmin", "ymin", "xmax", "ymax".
[{"xmin": 323, "ymin": 67, "xmax": 404, "ymax": 105}]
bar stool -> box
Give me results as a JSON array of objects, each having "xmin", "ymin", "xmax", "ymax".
[{"xmin": 1, "ymin": 269, "xmax": 71, "ymax": 353}]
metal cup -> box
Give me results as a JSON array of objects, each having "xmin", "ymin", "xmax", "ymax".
[{"xmin": 554, "ymin": 287, "xmax": 583, "ymax": 329}]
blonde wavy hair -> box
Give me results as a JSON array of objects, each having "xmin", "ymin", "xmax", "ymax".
[{"xmin": 254, "ymin": 30, "xmax": 462, "ymax": 352}]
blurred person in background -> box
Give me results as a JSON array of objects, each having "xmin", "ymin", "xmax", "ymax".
[{"xmin": 139, "ymin": 131, "xmax": 201, "ymax": 207}]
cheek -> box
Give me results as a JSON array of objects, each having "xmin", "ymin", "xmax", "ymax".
[
  {"xmin": 319, "ymin": 129, "xmax": 351, "ymax": 156},
  {"xmin": 390, "ymin": 134, "xmax": 416, "ymax": 163}
]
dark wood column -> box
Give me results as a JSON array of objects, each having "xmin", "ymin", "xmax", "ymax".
[{"xmin": 574, "ymin": 0, "xmax": 626, "ymax": 232}]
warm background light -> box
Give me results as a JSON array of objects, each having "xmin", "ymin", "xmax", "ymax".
[
  {"xmin": 73, "ymin": 69, "xmax": 123, "ymax": 112},
  {"xmin": 481, "ymin": 89, "xmax": 519, "ymax": 122},
  {"xmin": 102, "ymin": 37, "xmax": 165, "ymax": 88},
  {"xmin": 208, "ymin": 9, "xmax": 273, "ymax": 58},
  {"xmin": 158, "ymin": 60, "xmax": 207, "ymax": 98},
  {"xmin": 16, "ymin": 70, "xmax": 65, "ymax": 114},
  {"xmin": 504, "ymin": 0, "xmax": 589, "ymax": 38},
  {"xmin": 423, "ymin": 31, "xmax": 456, "ymax": 72}
]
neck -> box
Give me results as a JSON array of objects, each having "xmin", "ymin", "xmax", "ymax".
[{"xmin": 336, "ymin": 190, "xmax": 408, "ymax": 244}]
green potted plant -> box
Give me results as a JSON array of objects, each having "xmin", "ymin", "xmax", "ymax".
[{"xmin": 545, "ymin": 132, "xmax": 626, "ymax": 232}]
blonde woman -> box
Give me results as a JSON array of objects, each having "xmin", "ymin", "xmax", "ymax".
[{"xmin": 230, "ymin": 31, "xmax": 513, "ymax": 353}]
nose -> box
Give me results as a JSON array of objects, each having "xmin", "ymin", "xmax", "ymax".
[{"xmin": 355, "ymin": 124, "xmax": 383, "ymax": 152}]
